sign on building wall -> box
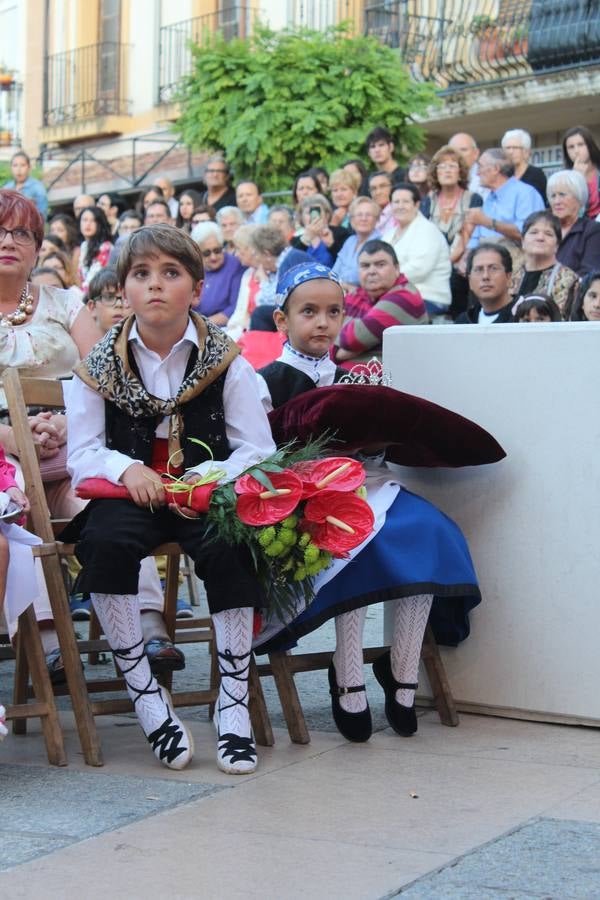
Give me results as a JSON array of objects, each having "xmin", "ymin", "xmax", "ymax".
[{"xmin": 531, "ymin": 145, "xmax": 563, "ymax": 173}]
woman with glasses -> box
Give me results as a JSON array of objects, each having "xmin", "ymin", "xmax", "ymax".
[
  {"xmin": 406, "ymin": 153, "xmax": 431, "ymax": 201},
  {"xmin": 420, "ymin": 145, "xmax": 483, "ymax": 318},
  {"xmin": 190, "ymin": 221, "xmax": 244, "ymax": 326}
]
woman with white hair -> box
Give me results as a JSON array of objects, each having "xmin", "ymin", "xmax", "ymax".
[
  {"xmin": 191, "ymin": 221, "xmax": 244, "ymax": 325},
  {"xmin": 548, "ymin": 169, "xmax": 600, "ymax": 276},
  {"xmin": 215, "ymin": 205, "xmax": 244, "ymax": 252},
  {"xmin": 501, "ymin": 128, "xmax": 547, "ymax": 202}
]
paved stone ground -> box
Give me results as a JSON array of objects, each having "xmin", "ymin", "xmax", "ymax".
[
  {"xmin": 398, "ymin": 819, "xmax": 600, "ymax": 899},
  {"xmin": 2, "ymin": 586, "xmax": 600, "ymax": 898}
]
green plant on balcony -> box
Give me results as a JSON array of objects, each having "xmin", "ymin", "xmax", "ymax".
[
  {"xmin": 175, "ymin": 23, "xmax": 438, "ymax": 192},
  {"xmin": 469, "ymin": 14, "xmax": 497, "ymax": 36}
]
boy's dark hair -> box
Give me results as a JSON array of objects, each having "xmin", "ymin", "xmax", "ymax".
[
  {"xmin": 365, "ymin": 126, "xmax": 394, "ymax": 149},
  {"xmin": 116, "ymin": 224, "xmax": 204, "ymax": 285},
  {"xmin": 466, "ymin": 242, "xmax": 513, "ymax": 276},
  {"xmin": 359, "ymin": 239, "xmax": 399, "ymax": 265},
  {"xmin": 87, "ymin": 266, "xmax": 119, "ymax": 301},
  {"xmin": 42, "ymin": 233, "xmax": 66, "ymax": 252}
]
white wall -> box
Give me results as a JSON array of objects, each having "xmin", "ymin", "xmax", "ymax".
[{"xmin": 383, "ymin": 323, "xmax": 600, "ymax": 725}]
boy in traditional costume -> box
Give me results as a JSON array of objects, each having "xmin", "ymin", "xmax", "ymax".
[{"xmin": 66, "ymin": 225, "xmax": 275, "ymax": 773}]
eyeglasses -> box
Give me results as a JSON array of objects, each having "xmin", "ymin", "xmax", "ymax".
[
  {"xmin": 95, "ymin": 293, "xmax": 126, "ymax": 307},
  {"xmin": 471, "ymin": 264, "xmax": 504, "ymax": 275},
  {"xmin": 206, "ymin": 168, "xmax": 226, "ymax": 175},
  {"xmin": 0, "ymin": 226, "xmax": 35, "ymax": 246},
  {"xmin": 409, "ymin": 163, "xmax": 428, "ymax": 170},
  {"xmin": 436, "ymin": 163, "xmax": 459, "ymax": 171},
  {"xmin": 201, "ymin": 247, "xmax": 224, "ymax": 258}
]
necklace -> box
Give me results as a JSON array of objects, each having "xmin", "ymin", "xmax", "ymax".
[{"xmin": 0, "ymin": 283, "xmax": 34, "ymax": 326}]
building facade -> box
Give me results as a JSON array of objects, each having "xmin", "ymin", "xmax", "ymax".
[{"xmin": 4, "ymin": 0, "xmax": 600, "ymax": 207}]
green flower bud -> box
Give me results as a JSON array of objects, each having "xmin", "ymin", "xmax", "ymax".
[
  {"xmin": 298, "ymin": 531, "xmax": 311, "ymax": 549},
  {"xmin": 304, "ymin": 543, "xmax": 320, "ymax": 564},
  {"xmin": 282, "ymin": 514, "xmax": 299, "ymax": 529},
  {"xmin": 279, "ymin": 527, "xmax": 297, "ymax": 547},
  {"xmin": 258, "ymin": 526, "xmax": 277, "ymax": 548},
  {"xmin": 265, "ymin": 540, "xmax": 285, "ymax": 557}
]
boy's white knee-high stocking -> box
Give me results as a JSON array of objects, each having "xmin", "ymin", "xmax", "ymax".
[
  {"xmin": 211, "ymin": 606, "xmax": 256, "ymax": 774},
  {"xmin": 90, "ymin": 592, "xmax": 193, "ymax": 770},
  {"xmin": 333, "ymin": 607, "xmax": 368, "ymax": 713},
  {"xmin": 391, "ymin": 594, "xmax": 433, "ymax": 706}
]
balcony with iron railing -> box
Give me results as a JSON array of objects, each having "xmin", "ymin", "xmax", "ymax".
[
  {"xmin": 44, "ymin": 42, "xmax": 130, "ymax": 127},
  {"xmin": 288, "ymin": 1, "xmax": 600, "ymax": 94},
  {"xmin": 158, "ymin": 6, "xmax": 260, "ymax": 104}
]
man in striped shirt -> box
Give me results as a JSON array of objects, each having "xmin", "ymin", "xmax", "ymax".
[{"xmin": 333, "ymin": 239, "xmax": 428, "ymax": 366}]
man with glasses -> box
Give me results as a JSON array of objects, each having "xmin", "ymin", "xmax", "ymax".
[
  {"xmin": 144, "ymin": 199, "xmax": 172, "ymax": 226},
  {"xmin": 466, "ymin": 148, "xmax": 544, "ymax": 249},
  {"xmin": 368, "ymin": 171, "xmax": 395, "ymax": 230},
  {"xmin": 456, "ymin": 243, "xmax": 515, "ymax": 324},
  {"xmin": 200, "ymin": 155, "xmax": 236, "ymax": 212}
]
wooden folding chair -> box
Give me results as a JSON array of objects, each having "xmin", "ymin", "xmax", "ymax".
[
  {"xmin": 0, "ymin": 602, "xmax": 67, "ymax": 766},
  {"xmin": 255, "ymin": 620, "xmax": 459, "ymax": 745},
  {"xmin": 3, "ymin": 370, "xmax": 273, "ymax": 765}
]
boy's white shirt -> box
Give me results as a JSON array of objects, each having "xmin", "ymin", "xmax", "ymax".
[
  {"xmin": 256, "ymin": 341, "xmax": 338, "ymax": 413},
  {"xmin": 67, "ymin": 318, "xmax": 276, "ymax": 487}
]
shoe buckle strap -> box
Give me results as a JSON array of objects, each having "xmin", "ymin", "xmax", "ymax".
[{"xmin": 332, "ymin": 683, "xmax": 366, "ymax": 697}]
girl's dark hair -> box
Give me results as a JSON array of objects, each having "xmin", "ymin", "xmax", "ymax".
[
  {"xmin": 522, "ymin": 210, "xmax": 561, "ymax": 243},
  {"xmin": 514, "ymin": 293, "xmax": 562, "ymax": 322},
  {"xmin": 78, "ymin": 206, "xmax": 113, "ymax": 268},
  {"xmin": 30, "ymin": 266, "xmax": 67, "ymax": 289},
  {"xmin": 562, "ymin": 126, "xmax": 600, "ymax": 170},
  {"xmin": 176, "ymin": 188, "xmax": 204, "ymax": 230},
  {"xmin": 136, "ymin": 184, "xmax": 165, "ymax": 216},
  {"xmin": 49, "ymin": 213, "xmax": 81, "ymax": 250},
  {"xmin": 292, "ymin": 172, "xmax": 320, "ymax": 205},
  {"xmin": 564, "ymin": 270, "xmax": 600, "ymax": 321},
  {"xmin": 391, "ymin": 182, "xmax": 422, "ymax": 206}
]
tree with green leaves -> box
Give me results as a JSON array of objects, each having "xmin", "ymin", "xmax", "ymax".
[{"xmin": 176, "ymin": 24, "xmax": 437, "ymax": 192}]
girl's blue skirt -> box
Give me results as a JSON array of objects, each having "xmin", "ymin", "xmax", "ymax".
[{"xmin": 254, "ymin": 490, "xmax": 481, "ymax": 654}]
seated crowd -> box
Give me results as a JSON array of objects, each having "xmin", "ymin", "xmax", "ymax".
[{"xmin": 0, "ymin": 120, "xmax": 599, "ymax": 769}]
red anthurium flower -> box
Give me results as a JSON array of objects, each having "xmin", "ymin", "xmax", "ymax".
[
  {"xmin": 302, "ymin": 490, "xmax": 374, "ymax": 554},
  {"xmin": 235, "ymin": 469, "xmax": 303, "ymax": 525},
  {"xmin": 163, "ymin": 481, "xmax": 217, "ymax": 513},
  {"xmin": 290, "ymin": 457, "xmax": 365, "ymax": 499}
]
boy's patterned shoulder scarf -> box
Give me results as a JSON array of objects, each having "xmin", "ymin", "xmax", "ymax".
[{"xmin": 73, "ymin": 312, "xmax": 240, "ymax": 464}]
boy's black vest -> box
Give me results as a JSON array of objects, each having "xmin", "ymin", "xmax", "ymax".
[
  {"xmin": 105, "ymin": 345, "xmax": 231, "ymax": 468},
  {"xmin": 259, "ymin": 360, "xmax": 347, "ymax": 410}
]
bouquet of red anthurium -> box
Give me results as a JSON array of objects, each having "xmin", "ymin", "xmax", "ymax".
[{"xmin": 76, "ymin": 441, "xmax": 374, "ymax": 620}]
